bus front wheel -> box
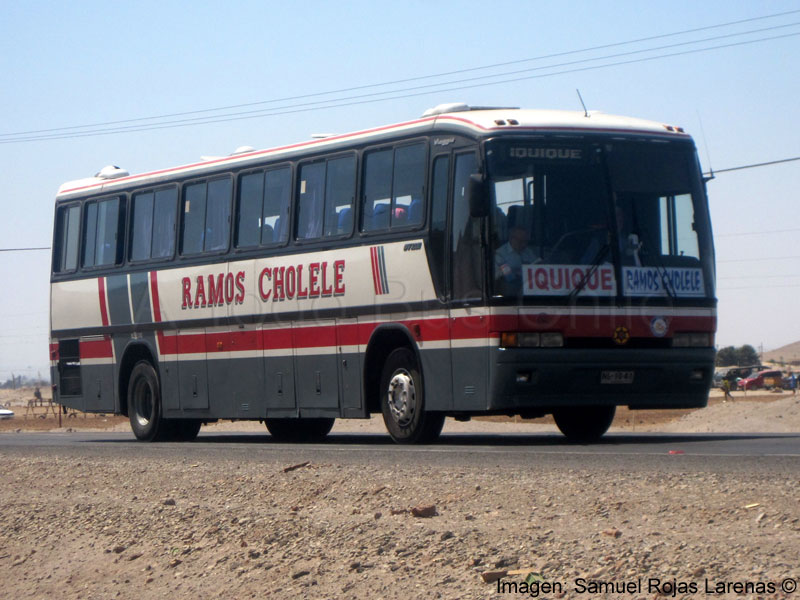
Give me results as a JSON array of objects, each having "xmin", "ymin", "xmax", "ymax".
[
  {"xmin": 128, "ymin": 361, "xmax": 170, "ymax": 442},
  {"xmin": 380, "ymin": 348, "xmax": 444, "ymax": 444},
  {"xmin": 553, "ymin": 405, "xmax": 616, "ymax": 443}
]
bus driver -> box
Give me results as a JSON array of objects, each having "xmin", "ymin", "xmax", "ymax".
[{"xmin": 494, "ymin": 224, "xmax": 536, "ymax": 295}]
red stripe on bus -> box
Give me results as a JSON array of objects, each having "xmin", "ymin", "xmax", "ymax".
[
  {"xmin": 370, "ymin": 247, "xmax": 381, "ymax": 294},
  {"xmin": 158, "ymin": 333, "xmax": 178, "ymax": 355},
  {"xmin": 81, "ymin": 313, "xmax": 717, "ymax": 360},
  {"xmin": 97, "ymin": 277, "xmax": 109, "ymax": 327},
  {"xmin": 149, "ymin": 270, "xmax": 168, "ymax": 356},
  {"xmin": 80, "ymin": 337, "xmax": 113, "ymax": 360},
  {"xmin": 149, "ymin": 271, "xmax": 162, "ymax": 322},
  {"xmin": 261, "ymin": 327, "xmax": 294, "ymax": 351},
  {"xmin": 489, "ymin": 314, "xmax": 716, "ymax": 337}
]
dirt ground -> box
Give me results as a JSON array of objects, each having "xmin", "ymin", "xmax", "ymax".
[{"xmin": 1, "ymin": 387, "xmax": 798, "ymax": 599}]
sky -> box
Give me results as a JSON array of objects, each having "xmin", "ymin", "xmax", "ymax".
[{"xmin": 1, "ymin": 1, "xmax": 799, "ymax": 381}]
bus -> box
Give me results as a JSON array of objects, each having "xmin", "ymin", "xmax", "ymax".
[{"xmin": 49, "ymin": 103, "xmax": 716, "ymax": 443}]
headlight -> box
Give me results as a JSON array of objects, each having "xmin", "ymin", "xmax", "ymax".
[
  {"xmin": 499, "ymin": 332, "xmax": 563, "ymax": 348},
  {"xmin": 540, "ymin": 332, "xmax": 564, "ymax": 347}
]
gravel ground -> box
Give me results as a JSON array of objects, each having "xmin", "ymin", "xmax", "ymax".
[{"xmin": 1, "ymin": 389, "xmax": 799, "ymax": 599}]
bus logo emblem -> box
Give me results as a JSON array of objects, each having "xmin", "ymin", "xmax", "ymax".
[
  {"xmin": 612, "ymin": 326, "xmax": 630, "ymax": 345},
  {"xmin": 370, "ymin": 246, "xmax": 390, "ymax": 295}
]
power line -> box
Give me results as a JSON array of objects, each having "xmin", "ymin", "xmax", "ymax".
[
  {"xmin": 718, "ymin": 273, "xmax": 800, "ymax": 280},
  {"xmin": 0, "ymin": 247, "xmax": 50, "ymax": 252},
  {"xmin": 715, "ymin": 227, "xmax": 800, "ymax": 238},
  {"xmin": 718, "ymin": 255, "xmax": 800, "ymax": 263},
  {"xmin": 705, "ymin": 156, "xmax": 800, "ymax": 176},
  {"xmin": 6, "ymin": 30, "xmax": 799, "ymax": 143},
  {"xmin": 3, "ymin": 29, "xmax": 800, "ymax": 143},
  {"xmin": 718, "ymin": 284, "xmax": 800, "ymax": 290},
  {"xmin": 3, "ymin": 9, "xmax": 798, "ymax": 140}
]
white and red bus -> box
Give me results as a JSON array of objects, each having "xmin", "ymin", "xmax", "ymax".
[{"xmin": 49, "ymin": 103, "xmax": 716, "ymax": 443}]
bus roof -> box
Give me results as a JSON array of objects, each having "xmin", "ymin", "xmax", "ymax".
[{"xmin": 56, "ymin": 105, "xmax": 690, "ymax": 201}]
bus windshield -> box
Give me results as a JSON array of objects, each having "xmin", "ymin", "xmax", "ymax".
[{"xmin": 486, "ymin": 139, "xmax": 713, "ymax": 299}]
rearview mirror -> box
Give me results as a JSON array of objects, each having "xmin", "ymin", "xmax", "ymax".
[{"xmin": 467, "ymin": 174, "xmax": 489, "ymax": 218}]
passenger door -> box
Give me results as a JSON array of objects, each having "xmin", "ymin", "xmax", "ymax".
[{"xmin": 448, "ymin": 151, "xmax": 489, "ymax": 411}]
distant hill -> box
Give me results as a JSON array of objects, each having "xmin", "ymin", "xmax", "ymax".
[{"xmin": 763, "ymin": 340, "xmax": 800, "ymax": 365}]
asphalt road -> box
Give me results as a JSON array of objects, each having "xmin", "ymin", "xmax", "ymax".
[{"xmin": 2, "ymin": 431, "xmax": 799, "ymax": 474}]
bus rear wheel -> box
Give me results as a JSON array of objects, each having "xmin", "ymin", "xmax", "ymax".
[
  {"xmin": 380, "ymin": 348, "xmax": 444, "ymax": 444},
  {"xmin": 128, "ymin": 361, "xmax": 170, "ymax": 442},
  {"xmin": 265, "ymin": 418, "xmax": 335, "ymax": 442},
  {"xmin": 552, "ymin": 405, "xmax": 616, "ymax": 443}
]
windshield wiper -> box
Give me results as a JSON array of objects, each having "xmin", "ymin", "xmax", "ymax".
[
  {"xmin": 568, "ymin": 242, "xmax": 610, "ymax": 300},
  {"xmin": 635, "ymin": 229, "xmax": 677, "ymax": 300},
  {"xmin": 630, "ymin": 203, "xmax": 677, "ymax": 300}
]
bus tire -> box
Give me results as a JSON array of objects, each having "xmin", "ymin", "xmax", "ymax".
[
  {"xmin": 170, "ymin": 419, "xmax": 202, "ymax": 442},
  {"xmin": 127, "ymin": 360, "xmax": 170, "ymax": 442},
  {"xmin": 553, "ymin": 405, "xmax": 616, "ymax": 443},
  {"xmin": 380, "ymin": 348, "xmax": 445, "ymax": 444},
  {"xmin": 265, "ymin": 418, "xmax": 335, "ymax": 442}
]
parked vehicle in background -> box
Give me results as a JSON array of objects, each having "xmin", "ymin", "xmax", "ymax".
[
  {"xmin": 713, "ymin": 369, "xmax": 729, "ymax": 388},
  {"xmin": 781, "ymin": 373, "xmax": 797, "ymax": 390},
  {"xmin": 715, "ymin": 365, "xmax": 766, "ymax": 389},
  {"xmin": 738, "ymin": 369, "xmax": 784, "ymax": 390},
  {"xmin": 0, "ymin": 406, "xmax": 14, "ymax": 419}
]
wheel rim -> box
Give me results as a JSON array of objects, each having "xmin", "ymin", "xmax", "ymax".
[
  {"xmin": 387, "ymin": 369, "xmax": 416, "ymax": 427},
  {"xmin": 133, "ymin": 379, "xmax": 153, "ymax": 427}
]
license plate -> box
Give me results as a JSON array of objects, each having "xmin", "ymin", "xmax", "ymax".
[{"xmin": 601, "ymin": 370, "xmax": 635, "ymax": 384}]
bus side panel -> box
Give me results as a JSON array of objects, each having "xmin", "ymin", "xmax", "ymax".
[
  {"xmin": 78, "ymin": 336, "xmax": 115, "ymax": 413},
  {"xmin": 337, "ymin": 317, "xmax": 363, "ymax": 417},
  {"xmin": 418, "ymin": 348, "xmax": 453, "ymax": 411},
  {"xmin": 449, "ymin": 308, "xmax": 490, "ymax": 411},
  {"xmin": 294, "ymin": 321, "xmax": 340, "ymax": 414},
  {"xmin": 159, "ymin": 358, "xmax": 181, "ymax": 413},
  {"xmin": 262, "ymin": 323, "xmax": 297, "ymax": 415},
  {"xmin": 79, "ymin": 363, "xmax": 115, "ymax": 412},
  {"xmin": 225, "ymin": 326, "xmax": 265, "ymax": 419},
  {"xmin": 177, "ymin": 336, "xmax": 209, "ymax": 411}
]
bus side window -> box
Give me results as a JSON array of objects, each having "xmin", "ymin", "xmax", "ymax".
[
  {"xmin": 151, "ymin": 187, "xmax": 177, "ymax": 259},
  {"xmin": 392, "ymin": 143, "xmax": 425, "ymax": 228},
  {"xmin": 204, "ymin": 178, "xmax": 232, "ymax": 252},
  {"xmin": 82, "ymin": 196, "xmax": 122, "ymax": 268},
  {"xmin": 428, "ymin": 155, "xmax": 450, "ymax": 300},
  {"xmin": 181, "ymin": 177, "xmax": 231, "ymax": 255},
  {"xmin": 82, "ymin": 202, "xmax": 98, "ymax": 268},
  {"xmin": 361, "ymin": 149, "xmax": 392, "ymax": 232},
  {"xmin": 132, "ymin": 187, "xmax": 177, "ymax": 260},
  {"xmin": 53, "ymin": 204, "xmax": 81, "ymax": 273},
  {"xmin": 181, "ymin": 182, "xmax": 207, "ymax": 255},
  {"xmin": 264, "ymin": 167, "xmax": 291, "ymax": 244},
  {"xmin": 324, "ymin": 156, "xmax": 355, "ymax": 237},
  {"xmin": 451, "ymin": 153, "xmax": 482, "ymax": 301},
  {"xmin": 131, "ymin": 191, "xmax": 155, "ymax": 261},
  {"xmin": 236, "ymin": 172, "xmax": 264, "ymax": 248},
  {"xmin": 296, "ymin": 162, "xmax": 325, "ymax": 240}
]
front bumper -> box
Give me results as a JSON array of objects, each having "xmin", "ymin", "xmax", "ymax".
[{"xmin": 488, "ymin": 346, "xmax": 715, "ymax": 410}]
